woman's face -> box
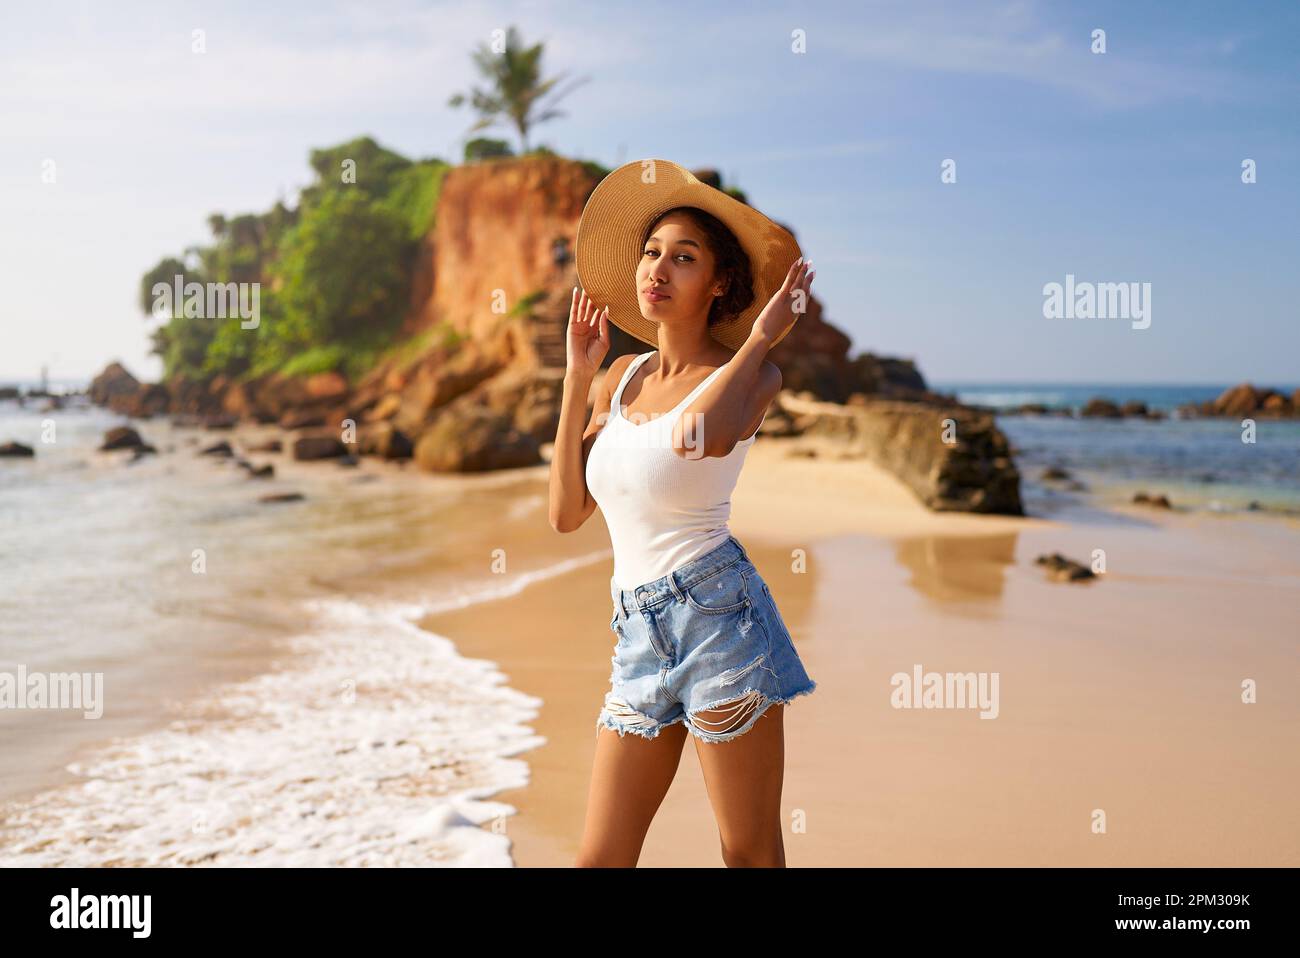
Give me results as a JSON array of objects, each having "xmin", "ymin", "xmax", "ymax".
[{"xmin": 636, "ymin": 212, "xmax": 724, "ymax": 330}]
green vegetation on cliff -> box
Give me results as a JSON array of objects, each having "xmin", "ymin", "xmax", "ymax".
[
  {"xmin": 144, "ymin": 25, "xmax": 606, "ymax": 387},
  {"xmin": 142, "ymin": 136, "xmax": 449, "ymax": 383}
]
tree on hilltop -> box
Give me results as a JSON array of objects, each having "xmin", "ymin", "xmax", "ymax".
[{"xmin": 447, "ymin": 25, "xmax": 589, "ymax": 154}]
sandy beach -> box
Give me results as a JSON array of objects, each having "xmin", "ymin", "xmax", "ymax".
[
  {"xmin": 421, "ymin": 439, "xmax": 1300, "ymax": 867},
  {"xmin": 1, "ymin": 413, "xmax": 1296, "ymax": 867}
]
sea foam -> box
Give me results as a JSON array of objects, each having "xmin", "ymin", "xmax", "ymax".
[{"xmin": 0, "ymin": 587, "xmax": 567, "ymax": 867}]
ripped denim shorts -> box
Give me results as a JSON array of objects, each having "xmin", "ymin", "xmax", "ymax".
[{"xmin": 596, "ymin": 534, "xmax": 817, "ymax": 745}]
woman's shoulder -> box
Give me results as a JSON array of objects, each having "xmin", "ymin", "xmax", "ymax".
[
  {"xmin": 601, "ymin": 352, "xmax": 649, "ymax": 396},
  {"xmin": 609, "ymin": 351, "xmax": 653, "ymax": 376}
]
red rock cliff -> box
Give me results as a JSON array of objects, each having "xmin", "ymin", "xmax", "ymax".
[{"xmin": 406, "ymin": 157, "xmax": 600, "ymax": 343}]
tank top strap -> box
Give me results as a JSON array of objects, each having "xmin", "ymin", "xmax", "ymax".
[
  {"xmin": 609, "ymin": 353, "xmax": 732, "ymax": 421},
  {"xmin": 608, "ymin": 352, "xmax": 656, "ymax": 415}
]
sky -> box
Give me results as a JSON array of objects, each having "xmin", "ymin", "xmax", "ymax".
[{"xmin": 1, "ymin": 0, "xmax": 1297, "ymax": 386}]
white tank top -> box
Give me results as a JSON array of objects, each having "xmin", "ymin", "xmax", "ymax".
[{"xmin": 585, "ymin": 351, "xmax": 765, "ymax": 590}]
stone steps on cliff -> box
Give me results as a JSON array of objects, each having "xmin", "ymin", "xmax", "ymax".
[{"xmin": 530, "ymin": 295, "xmax": 570, "ymax": 368}]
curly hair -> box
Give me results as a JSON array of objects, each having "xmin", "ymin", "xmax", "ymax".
[{"xmin": 641, "ymin": 206, "xmax": 755, "ymax": 328}]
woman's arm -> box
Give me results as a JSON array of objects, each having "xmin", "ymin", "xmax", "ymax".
[
  {"xmin": 549, "ymin": 289, "xmax": 622, "ymax": 533},
  {"xmin": 672, "ymin": 337, "xmax": 781, "ymax": 459},
  {"xmin": 548, "ymin": 362, "xmax": 618, "ymax": 532},
  {"xmin": 674, "ymin": 257, "xmax": 812, "ymax": 459}
]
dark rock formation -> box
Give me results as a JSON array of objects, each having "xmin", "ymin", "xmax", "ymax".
[
  {"xmin": 1178, "ymin": 382, "xmax": 1299, "ymax": 419},
  {"xmin": 279, "ymin": 409, "xmax": 327, "ymax": 430},
  {"xmin": 259, "ymin": 492, "xmax": 305, "ymax": 503},
  {"xmin": 1081, "ymin": 398, "xmax": 1123, "ymax": 418},
  {"xmin": 413, "ymin": 406, "xmax": 540, "ymax": 473},
  {"xmin": 358, "ymin": 422, "xmax": 414, "ymax": 460},
  {"xmin": 1035, "ymin": 553, "xmax": 1097, "ymax": 582},
  {"xmin": 772, "ymin": 392, "xmax": 1022, "ymax": 514},
  {"xmin": 100, "ymin": 426, "xmax": 145, "ymax": 451},
  {"xmin": 89, "ymin": 363, "xmax": 140, "ymax": 405},
  {"xmin": 292, "ymin": 435, "xmax": 348, "ymax": 461},
  {"xmin": 1133, "ymin": 491, "xmax": 1172, "ymax": 509}
]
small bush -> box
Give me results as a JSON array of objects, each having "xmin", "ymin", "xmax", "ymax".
[{"xmin": 280, "ymin": 344, "xmax": 347, "ymax": 378}]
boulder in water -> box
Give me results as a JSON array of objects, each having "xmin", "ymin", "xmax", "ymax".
[
  {"xmin": 100, "ymin": 426, "xmax": 145, "ymax": 450},
  {"xmin": 1081, "ymin": 398, "xmax": 1122, "ymax": 418},
  {"xmin": 89, "ymin": 362, "xmax": 140, "ymax": 405}
]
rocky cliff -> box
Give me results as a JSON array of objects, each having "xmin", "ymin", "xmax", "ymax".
[
  {"xmin": 88, "ymin": 155, "xmax": 1023, "ymax": 510},
  {"xmin": 768, "ymin": 392, "xmax": 1022, "ymax": 514},
  {"xmin": 407, "ymin": 157, "xmax": 600, "ymax": 343}
]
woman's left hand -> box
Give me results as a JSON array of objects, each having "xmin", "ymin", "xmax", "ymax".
[{"xmin": 749, "ymin": 256, "xmax": 815, "ymax": 347}]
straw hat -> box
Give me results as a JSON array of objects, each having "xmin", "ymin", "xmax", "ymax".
[{"xmin": 575, "ymin": 158, "xmax": 803, "ymax": 351}]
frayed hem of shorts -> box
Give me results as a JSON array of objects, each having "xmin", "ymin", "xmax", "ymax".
[
  {"xmin": 594, "ymin": 710, "xmax": 683, "ymax": 742},
  {"xmin": 684, "ymin": 680, "xmax": 817, "ymax": 746},
  {"xmin": 779, "ymin": 680, "xmax": 817, "ymax": 706}
]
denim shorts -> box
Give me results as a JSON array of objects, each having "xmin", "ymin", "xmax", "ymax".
[{"xmin": 596, "ymin": 534, "xmax": 817, "ymax": 745}]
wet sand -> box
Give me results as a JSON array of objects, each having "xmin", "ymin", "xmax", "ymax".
[{"xmin": 421, "ymin": 440, "xmax": 1300, "ymax": 867}]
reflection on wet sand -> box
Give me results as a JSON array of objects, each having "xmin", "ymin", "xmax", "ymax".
[
  {"xmin": 743, "ymin": 540, "xmax": 820, "ymax": 645},
  {"xmin": 894, "ymin": 533, "xmax": 1018, "ymax": 605}
]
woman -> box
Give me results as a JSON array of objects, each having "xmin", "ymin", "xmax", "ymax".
[{"xmin": 547, "ymin": 159, "xmax": 818, "ymax": 867}]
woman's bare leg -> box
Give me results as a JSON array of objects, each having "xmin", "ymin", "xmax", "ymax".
[
  {"xmin": 576, "ymin": 722, "xmax": 689, "ymax": 866},
  {"xmin": 692, "ymin": 703, "xmax": 786, "ymax": 867}
]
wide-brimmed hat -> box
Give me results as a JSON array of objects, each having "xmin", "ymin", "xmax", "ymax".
[{"xmin": 575, "ymin": 158, "xmax": 803, "ymax": 351}]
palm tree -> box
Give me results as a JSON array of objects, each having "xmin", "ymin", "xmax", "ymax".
[{"xmin": 447, "ymin": 25, "xmax": 590, "ymax": 154}]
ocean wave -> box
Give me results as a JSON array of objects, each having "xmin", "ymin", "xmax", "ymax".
[{"xmin": 0, "ymin": 594, "xmax": 551, "ymax": 867}]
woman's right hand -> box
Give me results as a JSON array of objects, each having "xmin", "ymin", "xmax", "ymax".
[{"xmin": 566, "ymin": 287, "xmax": 611, "ymax": 381}]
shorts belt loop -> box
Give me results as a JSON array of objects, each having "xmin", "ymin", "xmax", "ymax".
[
  {"xmin": 668, "ymin": 571, "xmax": 686, "ymax": 603},
  {"xmin": 732, "ymin": 535, "xmax": 750, "ymax": 563}
]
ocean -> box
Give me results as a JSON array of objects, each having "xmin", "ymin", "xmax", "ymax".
[
  {"xmin": 933, "ymin": 382, "xmax": 1300, "ymax": 516},
  {"xmin": 0, "ymin": 396, "xmax": 599, "ymax": 865}
]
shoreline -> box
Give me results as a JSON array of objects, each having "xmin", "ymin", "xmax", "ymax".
[
  {"xmin": 0, "ymin": 413, "xmax": 563, "ymax": 864},
  {"xmin": 2, "ymin": 419, "xmax": 1297, "ymax": 865}
]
